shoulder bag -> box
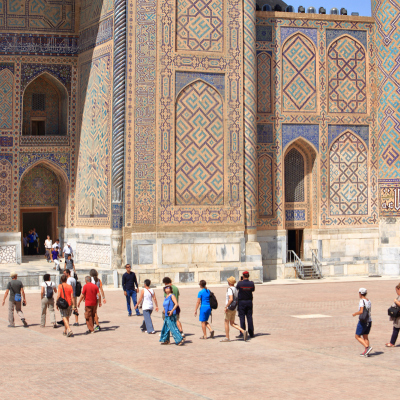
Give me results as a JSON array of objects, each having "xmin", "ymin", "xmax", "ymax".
[{"xmin": 56, "ymin": 284, "xmax": 69, "ymax": 310}]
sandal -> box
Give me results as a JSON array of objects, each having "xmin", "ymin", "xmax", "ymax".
[
  {"xmin": 199, "ymin": 336, "xmax": 207, "ymax": 339},
  {"xmin": 161, "ymin": 341, "xmax": 170, "ymax": 345},
  {"xmin": 385, "ymin": 343, "xmax": 395, "ymax": 347},
  {"xmin": 178, "ymin": 338, "xmax": 185, "ymax": 346},
  {"xmin": 210, "ymin": 331, "xmax": 215, "ymax": 338}
]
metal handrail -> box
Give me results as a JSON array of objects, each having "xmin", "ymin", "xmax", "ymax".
[
  {"xmin": 287, "ymin": 250, "xmax": 305, "ymax": 279},
  {"xmin": 311, "ymin": 249, "xmax": 322, "ymax": 278}
]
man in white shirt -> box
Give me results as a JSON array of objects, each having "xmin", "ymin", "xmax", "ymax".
[
  {"xmin": 64, "ymin": 269, "xmax": 79, "ymax": 327},
  {"xmin": 63, "ymin": 243, "xmax": 73, "ymax": 262},
  {"xmin": 52, "ymin": 239, "xmax": 60, "ymax": 249},
  {"xmin": 44, "ymin": 235, "xmax": 52, "ymax": 263}
]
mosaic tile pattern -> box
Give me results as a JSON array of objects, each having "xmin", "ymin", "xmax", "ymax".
[
  {"xmin": 78, "ymin": 17, "xmax": 113, "ymax": 53},
  {"xmin": 285, "ymin": 148, "xmax": 305, "ymax": 203},
  {"xmin": 20, "ymin": 165, "xmax": 59, "ymax": 206},
  {"xmin": 19, "ymin": 152, "xmax": 70, "ymax": 179},
  {"xmin": 76, "ymin": 243, "xmax": 111, "ymax": 265},
  {"xmin": 330, "ymin": 132, "xmax": 368, "ymax": 215},
  {"xmin": 21, "ymin": 64, "xmax": 71, "ymax": 92},
  {"xmin": 176, "ymin": 81, "xmax": 224, "ymax": 205},
  {"xmin": 326, "ymin": 29, "xmax": 367, "ymax": 50},
  {"xmin": 282, "ymin": 34, "xmax": 316, "ymax": 112},
  {"xmin": 373, "ymin": 0, "xmax": 400, "ymax": 182},
  {"xmin": 257, "ymin": 53, "xmax": 271, "ymax": 113},
  {"xmin": 176, "ymin": 0, "xmax": 223, "ymax": 52},
  {"xmin": 176, "ymin": 72, "xmax": 225, "ymax": 98},
  {"xmin": 0, "ymin": 68, "xmax": 13, "ymax": 129},
  {"xmin": 1, "ymin": 0, "xmax": 75, "ymax": 32},
  {"xmin": 328, "ymin": 37, "xmax": 367, "ymax": 113},
  {"xmin": 328, "ymin": 125, "xmax": 369, "ymax": 148},
  {"xmin": 77, "ymin": 52, "xmax": 111, "ymax": 223},
  {"xmin": 80, "ymin": 0, "xmax": 113, "ymax": 30},
  {"xmin": 285, "ymin": 209, "xmax": 306, "ymax": 221},
  {"xmin": 0, "ymin": 245, "xmax": 16, "ymax": 263},
  {"xmin": 258, "ymin": 154, "xmax": 273, "ymax": 217},
  {"xmin": 0, "ymin": 159, "xmax": 12, "ymax": 225},
  {"xmin": 256, "ymin": 25, "xmax": 272, "ymax": 42},
  {"xmin": 257, "ymin": 124, "xmax": 273, "ymax": 144},
  {"xmin": 282, "ymin": 125, "xmax": 319, "ymax": 151},
  {"xmin": 0, "ymin": 137, "xmax": 12, "ymax": 146},
  {"xmin": 281, "ymin": 27, "xmax": 318, "ymax": 46}
]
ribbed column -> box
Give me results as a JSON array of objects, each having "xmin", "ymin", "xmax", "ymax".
[
  {"xmin": 111, "ymin": 0, "xmax": 127, "ymax": 268},
  {"xmin": 243, "ymin": 0, "xmax": 258, "ymax": 239}
]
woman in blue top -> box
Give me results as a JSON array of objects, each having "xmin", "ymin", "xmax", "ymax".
[
  {"xmin": 194, "ymin": 280, "xmax": 214, "ymax": 339},
  {"xmin": 160, "ymin": 285, "xmax": 185, "ymax": 345}
]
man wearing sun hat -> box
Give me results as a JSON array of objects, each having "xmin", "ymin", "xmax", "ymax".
[
  {"xmin": 220, "ymin": 276, "xmax": 247, "ymax": 342},
  {"xmin": 236, "ymin": 271, "xmax": 255, "ymax": 338}
]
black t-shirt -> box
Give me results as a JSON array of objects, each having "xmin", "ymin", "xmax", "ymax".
[{"xmin": 236, "ymin": 280, "xmax": 255, "ymax": 301}]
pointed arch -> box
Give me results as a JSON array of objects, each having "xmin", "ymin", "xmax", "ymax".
[
  {"xmin": 328, "ymin": 35, "xmax": 367, "ymax": 113},
  {"xmin": 329, "ymin": 131, "xmax": 368, "ymax": 215},
  {"xmin": 257, "ymin": 52, "xmax": 272, "ymax": 113},
  {"xmin": 285, "ymin": 148, "xmax": 305, "ymax": 203},
  {"xmin": 258, "ymin": 153, "xmax": 273, "ymax": 217},
  {"xmin": 175, "ymin": 80, "xmax": 224, "ymax": 205},
  {"xmin": 282, "ymin": 33, "xmax": 317, "ymax": 112}
]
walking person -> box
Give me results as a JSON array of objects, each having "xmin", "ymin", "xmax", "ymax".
[
  {"xmin": 352, "ymin": 288, "xmax": 373, "ymax": 357},
  {"xmin": 52, "ymin": 239, "xmax": 60, "ymax": 249},
  {"xmin": 386, "ymin": 283, "xmax": 400, "ymax": 347},
  {"xmin": 122, "ymin": 264, "xmax": 141, "ymax": 316},
  {"xmin": 90, "ymin": 269, "xmax": 106, "ymax": 332},
  {"xmin": 40, "ymin": 273, "xmax": 57, "ymax": 328},
  {"xmin": 62, "ymin": 242, "xmax": 73, "ymax": 262},
  {"xmin": 64, "ymin": 269, "xmax": 79, "ymax": 326},
  {"xmin": 77, "ymin": 276, "xmax": 100, "ymax": 335},
  {"xmin": 221, "ymin": 277, "xmax": 247, "ymax": 342},
  {"xmin": 1, "ymin": 272, "xmax": 28, "ymax": 327},
  {"xmin": 56, "ymin": 274, "xmax": 74, "ymax": 337},
  {"xmin": 163, "ymin": 277, "xmax": 185, "ymax": 337},
  {"xmin": 52, "ymin": 246, "xmax": 60, "ymax": 270},
  {"xmin": 160, "ymin": 285, "xmax": 184, "ymax": 345},
  {"xmin": 135, "ymin": 279, "xmax": 158, "ymax": 334},
  {"xmin": 64, "ymin": 254, "xmax": 76, "ymax": 274},
  {"xmin": 44, "ymin": 235, "xmax": 52, "ymax": 263},
  {"xmin": 236, "ymin": 271, "xmax": 255, "ymax": 338},
  {"xmin": 194, "ymin": 280, "xmax": 214, "ymax": 339}
]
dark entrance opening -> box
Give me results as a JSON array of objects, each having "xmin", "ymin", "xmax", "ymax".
[
  {"xmin": 288, "ymin": 229, "xmax": 304, "ymax": 259},
  {"xmin": 22, "ymin": 212, "xmax": 52, "ymax": 255}
]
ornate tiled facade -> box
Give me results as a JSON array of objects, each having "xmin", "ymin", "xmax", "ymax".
[{"xmin": 0, "ymin": 2, "xmax": 399, "ymax": 279}]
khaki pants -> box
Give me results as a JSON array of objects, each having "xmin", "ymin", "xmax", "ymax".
[
  {"xmin": 85, "ymin": 305, "xmax": 97, "ymax": 332},
  {"xmin": 41, "ymin": 297, "xmax": 56, "ymax": 326},
  {"xmin": 8, "ymin": 301, "xmax": 24, "ymax": 326}
]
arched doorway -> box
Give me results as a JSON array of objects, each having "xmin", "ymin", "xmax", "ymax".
[
  {"xmin": 284, "ymin": 139, "xmax": 318, "ymax": 258},
  {"xmin": 19, "ymin": 163, "xmax": 68, "ymax": 255}
]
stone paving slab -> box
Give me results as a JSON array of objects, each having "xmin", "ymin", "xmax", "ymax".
[{"xmin": 0, "ymin": 279, "xmax": 398, "ymax": 399}]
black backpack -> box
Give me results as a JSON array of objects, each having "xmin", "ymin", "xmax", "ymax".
[
  {"xmin": 75, "ymin": 280, "xmax": 82, "ymax": 297},
  {"xmin": 208, "ymin": 289, "xmax": 218, "ymax": 310},
  {"xmin": 45, "ymin": 282, "xmax": 53, "ymax": 299},
  {"xmin": 388, "ymin": 306, "xmax": 400, "ymax": 319},
  {"xmin": 359, "ymin": 300, "xmax": 370, "ymax": 324}
]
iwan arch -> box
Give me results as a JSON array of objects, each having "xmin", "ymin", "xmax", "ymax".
[{"xmin": 0, "ymin": 0, "xmax": 399, "ymax": 283}]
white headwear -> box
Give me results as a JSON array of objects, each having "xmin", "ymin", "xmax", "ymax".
[{"xmin": 359, "ymin": 288, "xmax": 367, "ymax": 295}]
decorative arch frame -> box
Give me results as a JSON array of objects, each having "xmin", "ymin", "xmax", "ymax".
[
  {"xmin": 174, "ymin": 79, "xmax": 226, "ymax": 206},
  {"xmin": 257, "ymin": 52, "xmax": 272, "ymax": 114},
  {"xmin": 21, "ymin": 71, "xmax": 69, "ymax": 137},
  {"xmin": 328, "ymin": 130, "xmax": 369, "ymax": 217},
  {"xmin": 283, "ymin": 137, "xmax": 318, "ymax": 229},
  {"xmin": 281, "ymin": 32, "xmax": 318, "ymax": 113},
  {"xmin": 327, "ymin": 35, "xmax": 368, "ymax": 115}
]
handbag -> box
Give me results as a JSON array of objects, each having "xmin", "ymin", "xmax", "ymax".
[
  {"xmin": 56, "ymin": 284, "xmax": 69, "ymax": 310},
  {"xmin": 14, "ymin": 293, "xmax": 22, "ymax": 302},
  {"xmin": 388, "ymin": 306, "xmax": 400, "ymax": 319}
]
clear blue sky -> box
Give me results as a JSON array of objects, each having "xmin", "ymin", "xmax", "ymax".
[{"xmin": 286, "ymin": 0, "xmax": 372, "ymax": 16}]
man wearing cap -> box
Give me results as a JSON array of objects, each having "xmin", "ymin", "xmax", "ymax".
[
  {"xmin": 63, "ymin": 242, "xmax": 73, "ymax": 262},
  {"xmin": 1, "ymin": 272, "xmax": 28, "ymax": 327},
  {"xmin": 236, "ymin": 271, "xmax": 255, "ymax": 338},
  {"xmin": 221, "ymin": 276, "xmax": 247, "ymax": 342}
]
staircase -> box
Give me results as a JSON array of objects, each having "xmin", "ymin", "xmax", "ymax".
[{"xmin": 286, "ymin": 250, "xmax": 322, "ymax": 280}]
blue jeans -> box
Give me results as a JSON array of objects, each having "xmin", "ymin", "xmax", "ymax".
[
  {"xmin": 160, "ymin": 315, "xmax": 183, "ymax": 345},
  {"xmin": 126, "ymin": 290, "xmax": 140, "ymax": 315},
  {"xmin": 140, "ymin": 310, "xmax": 154, "ymax": 333}
]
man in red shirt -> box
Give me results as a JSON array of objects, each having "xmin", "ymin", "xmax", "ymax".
[{"xmin": 78, "ymin": 276, "xmax": 100, "ymax": 334}]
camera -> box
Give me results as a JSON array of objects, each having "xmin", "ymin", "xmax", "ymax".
[
  {"xmin": 240, "ymin": 276, "xmax": 244, "ymax": 281},
  {"xmin": 73, "ymin": 309, "xmax": 79, "ymax": 316}
]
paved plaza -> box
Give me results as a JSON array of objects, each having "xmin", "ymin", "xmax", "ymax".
[{"xmin": 0, "ymin": 279, "xmax": 397, "ymax": 399}]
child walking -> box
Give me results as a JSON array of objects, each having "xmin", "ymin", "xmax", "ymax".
[{"xmin": 352, "ymin": 288, "xmax": 373, "ymax": 357}]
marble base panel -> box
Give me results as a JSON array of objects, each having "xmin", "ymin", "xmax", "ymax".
[{"xmin": 0, "ymin": 233, "xmax": 22, "ymax": 265}]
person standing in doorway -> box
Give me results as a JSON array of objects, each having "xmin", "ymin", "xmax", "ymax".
[
  {"xmin": 2, "ymin": 272, "xmax": 28, "ymax": 327},
  {"xmin": 28, "ymin": 230, "xmax": 35, "ymax": 255},
  {"xmin": 162, "ymin": 277, "xmax": 185, "ymax": 337},
  {"xmin": 40, "ymin": 273, "xmax": 57, "ymax": 328},
  {"xmin": 122, "ymin": 264, "xmax": 141, "ymax": 317},
  {"xmin": 44, "ymin": 235, "xmax": 52, "ymax": 263},
  {"xmin": 236, "ymin": 271, "xmax": 255, "ymax": 338},
  {"xmin": 135, "ymin": 279, "xmax": 158, "ymax": 334},
  {"xmin": 56, "ymin": 274, "xmax": 74, "ymax": 337},
  {"xmin": 23, "ymin": 233, "xmax": 28, "ymax": 256},
  {"xmin": 32, "ymin": 228, "xmax": 39, "ymax": 254},
  {"xmin": 78, "ymin": 276, "xmax": 100, "ymax": 335}
]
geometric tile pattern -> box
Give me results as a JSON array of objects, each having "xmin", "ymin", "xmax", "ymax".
[
  {"xmin": 256, "ymin": 25, "xmax": 272, "ymax": 42},
  {"xmin": 328, "ymin": 125, "xmax": 369, "ymax": 149},
  {"xmin": 0, "ymin": 246, "xmax": 16, "ymax": 263},
  {"xmin": 257, "ymin": 52, "xmax": 271, "ymax": 113},
  {"xmin": 0, "ymin": 68, "xmax": 13, "ymax": 129},
  {"xmin": 76, "ymin": 243, "xmax": 111, "ymax": 265},
  {"xmin": 257, "ymin": 124, "xmax": 273, "ymax": 143},
  {"xmin": 282, "ymin": 124, "xmax": 319, "ymax": 151},
  {"xmin": 77, "ymin": 53, "xmax": 111, "ymax": 222},
  {"xmin": 21, "ymin": 63, "xmax": 71, "ymax": 92},
  {"xmin": 79, "ymin": 16, "xmax": 113, "ymax": 53},
  {"xmin": 0, "ymin": 0, "xmax": 75, "ymax": 32},
  {"xmin": 285, "ymin": 148, "xmax": 305, "ymax": 203},
  {"xmin": 19, "ymin": 165, "xmax": 59, "ymax": 207},
  {"xmin": 282, "ymin": 34, "xmax": 316, "ymax": 112},
  {"xmin": 326, "ymin": 29, "xmax": 367, "ymax": 50},
  {"xmin": 258, "ymin": 154, "xmax": 273, "ymax": 216},
  {"xmin": 176, "ymin": 80, "xmax": 224, "ymax": 205},
  {"xmin": 0, "ymin": 159, "xmax": 12, "ymax": 225},
  {"xmin": 80, "ymin": 0, "xmax": 113, "ymax": 30},
  {"xmin": 373, "ymin": 0, "xmax": 400, "ymax": 182},
  {"xmin": 328, "ymin": 37, "xmax": 367, "ymax": 113},
  {"xmin": 285, "ymin": 209, "xmax": 306, "ymax": 221},
  {"xmin": 19, "ymin": 152, "xmax": 70, "ymax": 179},
  {"xmin": 330, "ymin": 132, "xmax": 368, "ymax": 215},
  {"xmin": 176, "ymin": 0, "xmax": 223, "ymax": 52},
  {"xmin": 176, "ymin": 72, "xmax": 225, "ymax": 99},
  {"xmin": 281, "ymin": 27, "xmax": 318, "ymax": 46}
]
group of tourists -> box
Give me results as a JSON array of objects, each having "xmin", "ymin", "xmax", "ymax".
[{"xmin": 22, "ymin": 228, "xmax": 39, "ymax": 256}]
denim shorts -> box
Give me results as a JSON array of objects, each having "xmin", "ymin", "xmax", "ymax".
[{"xmin": 356, "ymin": 321, "xmax": 372, "ymax": 336}]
